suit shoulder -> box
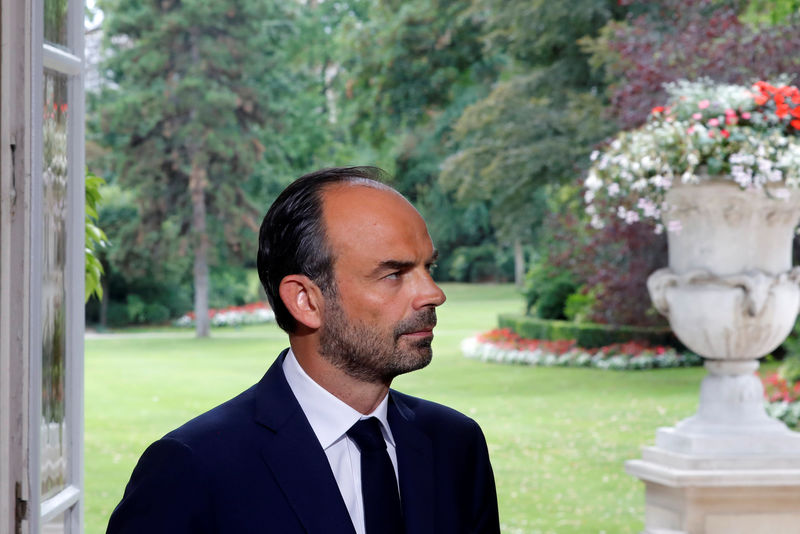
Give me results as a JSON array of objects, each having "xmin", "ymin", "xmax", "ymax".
[
  {"xmin": 390, "ymin": 390, "xmax": 483, "ymax": 435},
  {"xmin": 164, "ymin": 383, "xmax": 259, "ymax": 446}
]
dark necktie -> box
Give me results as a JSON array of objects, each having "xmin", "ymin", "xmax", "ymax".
[{"xmin": 346, "ymin": 417, "xmax": 404, "ymax": 534}]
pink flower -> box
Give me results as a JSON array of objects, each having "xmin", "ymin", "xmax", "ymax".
[
  {"xmin": 708, "ymin": 117, "xmax": 720, "ymax": 127},
  {"xmin": 741, "ymin": 112, "xmax": 751, "ymax": 119},
  {"xmin": 698, "ymin": 100, "xmax": 710, "ymax": 109},
  {"xmin": 692, "ymin": 113, "xmax": 702, "ymax": 120}
]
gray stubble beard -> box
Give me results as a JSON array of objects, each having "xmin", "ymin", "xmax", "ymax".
[{"xmin": 318, "ymin": 295, "xmax": 437, "ymax": 385}]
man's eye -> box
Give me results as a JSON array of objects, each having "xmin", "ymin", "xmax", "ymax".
[{"xmin": 385, "ymin": 272, "xmax": 401, "ymax": 280}]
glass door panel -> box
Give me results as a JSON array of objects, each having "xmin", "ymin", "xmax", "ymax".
[
  {"xmin": 41, "ymin": 69, "xmax": 70, "ymax": 502},
  {"xmin": 43, "ymin": 0, "xmax": 69, "ymax": 50},
  {"xmin": 42, "ymin": 511, "xmax": 66, "ymax": 534}
]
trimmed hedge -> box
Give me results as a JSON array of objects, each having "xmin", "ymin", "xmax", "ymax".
[{"xmin": 498, "ymin": 314, "xmax": 682, "ymax": 349}]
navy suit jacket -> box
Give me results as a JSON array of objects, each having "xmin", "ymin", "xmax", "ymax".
[{"xmin": 107, "ymin": 351, "xmax": 500, "ymax": 533}]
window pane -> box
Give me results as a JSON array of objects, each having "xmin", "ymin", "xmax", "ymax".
[
  {"xmin": 44, "ymin": 0, "xmax": 69, "ymax": 48},
  {"xmin": 41, "ymin": 70, "xmax": 69, "ymax": 500},
  {"xmin": 42, "ymin": 510, "xmax": 67, "ymax": 534}
]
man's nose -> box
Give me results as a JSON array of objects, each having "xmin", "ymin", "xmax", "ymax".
[{"xmin": 414, "ymin": 272, "xmax": 446, "ymax": 309}]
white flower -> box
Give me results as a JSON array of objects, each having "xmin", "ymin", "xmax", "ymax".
[
  {"xmin": 584, "ymin": 171, "xmax": 602, "ymax": 191},
  {"xmin": 637, "ymin": 198, "xmax": 659, "ymax": 218},
  {"xmin": 731, "ymin": 165, "xmax": 752, "ymax": 188},
  {"xmin": 773, "ymin": 188, "xmax": 791, "ymax": 200},
  {"xmin": 625, "ymin": 210, "xmax": 640, "ymax": 224},
  {"xmin": 667, "ymin": 220, "xmax": 683, "ymax": 234}
]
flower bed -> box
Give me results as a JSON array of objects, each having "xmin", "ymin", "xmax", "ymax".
[
  {"xmin": 462, "ymin": 328, "xmax": 701, "ymax": 370},
  {"xmin": 762, "ymin": 372, "xmax": 800, "ymax": 428},
  {"xmin": 174, "ymin": 302, "xmax": 275, "ymax": 328},
  {"xmin": 585, "ymin": 79, "xmax": 800, "ymax": 232}
]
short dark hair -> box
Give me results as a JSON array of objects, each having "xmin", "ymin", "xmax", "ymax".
[{"xmin": 257, "ymin": 166, "xmax": 390, "ymax": 332}]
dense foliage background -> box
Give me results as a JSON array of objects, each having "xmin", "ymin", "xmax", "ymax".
[{"xmin": 86, "ymin": 0, "xmax": 800, "ymax": 333}]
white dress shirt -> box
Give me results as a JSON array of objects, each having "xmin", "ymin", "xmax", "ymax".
[{"xmin": 282, "ymin": 349, "xmax": 399, "ymax": 534}]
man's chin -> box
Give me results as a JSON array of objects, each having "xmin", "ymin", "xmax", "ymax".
[{"xmin": 387, "ymin": 347, "xmax": 433, "ymax": 379}]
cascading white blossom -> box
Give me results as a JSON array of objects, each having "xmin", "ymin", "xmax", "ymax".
[{"xmin": 584, "ymin": 78, "xmax": 800, "ymax": 231}]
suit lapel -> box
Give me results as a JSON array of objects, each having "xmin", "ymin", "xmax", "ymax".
[
  {"xmin": 389, "ymin": 392, "xmax": 436, "ymax": 534},
  {"xmin": 254, "ymin": 353, "xmax": 356, "ymax": 534}
]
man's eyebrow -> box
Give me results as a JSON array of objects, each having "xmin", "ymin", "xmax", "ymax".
[
  {"xmin": 371, "ymin": 251, "xmax": 440, "ymax": 276},
  {"xmin": 374, "ymin": 259, "xmax": 415, "ymax": 273}
]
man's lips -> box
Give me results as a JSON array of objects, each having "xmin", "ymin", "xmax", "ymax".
[{"xmin": 399, "ymin": 327, "xmax": 434, "ymax": 337}]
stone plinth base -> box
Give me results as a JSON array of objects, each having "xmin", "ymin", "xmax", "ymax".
[{"xmin": 626, "ymin": 449, "xmax": 800, "ymax": 534}]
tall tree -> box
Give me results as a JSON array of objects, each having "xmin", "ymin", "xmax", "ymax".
[
  {"xmin": 331, "ymin": 0, "xmax": 517, "ymax": 281},
  {"xmin": 440, "ymin": 0, "xmax": 623, "ymax": 243},
  {"xmin": 337, "ymin": 0, "xmax": 495, "ymax": 147},
  {"xmin": 98, "ymin": 0, "xmax": 294, "ymax": 336}
]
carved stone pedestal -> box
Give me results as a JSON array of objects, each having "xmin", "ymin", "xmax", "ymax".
[
  {"xmin": 626, "ymin": 468, "xmax": 800, "ymax": 534},
  {"xmin": 626, "ymin": 440, "xmax": 800, "ymax": 533}
]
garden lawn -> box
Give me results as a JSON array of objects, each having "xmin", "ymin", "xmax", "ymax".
[{"xmin": 86, "ymin": 283, "xmax": 708, "ymax": 534}]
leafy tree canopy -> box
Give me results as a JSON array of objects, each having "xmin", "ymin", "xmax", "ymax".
[
  {"xmin": 440, "ymin": 0, "xmax": 622, "ymax": 238},
  {"xmin": 96, "ymin": 0, "xmax": 298, "ymax": 334}
]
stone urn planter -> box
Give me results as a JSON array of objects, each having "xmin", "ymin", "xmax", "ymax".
[
  {"xmin": 626, "ymin": 180, "xmax": 800, "ymax": 534},
  {"xmin": 647, "ymin": 180, "xmax": 800, "ymax": 442}
]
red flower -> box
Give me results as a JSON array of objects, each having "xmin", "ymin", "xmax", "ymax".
[
  {"xmin": 753, "ymin": 92, "xmax": 769, "ymax": 106},
  {"xmin": 720, "ymin": 129, "xmax": 730, "ymax": 139}
]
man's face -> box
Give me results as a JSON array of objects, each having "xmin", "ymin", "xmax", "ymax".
[{"xmin": 317, "ymin": 184, "xmax": 446, "ymax": 385}]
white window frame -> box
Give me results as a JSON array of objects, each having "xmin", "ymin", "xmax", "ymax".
[
  {"xmin": 1, "ymin": 0, "xmax": 85, "ymax": 532},
  {"xmin": 31, "ymin": 0, "xmax": 86, "ymax": 528}
]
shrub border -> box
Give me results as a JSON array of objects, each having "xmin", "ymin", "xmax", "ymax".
[{"xmin": 498, "ymin": 314, "xmax": 681, "ymax": 349}]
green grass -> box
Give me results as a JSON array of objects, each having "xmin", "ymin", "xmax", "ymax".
[{"xmin": 86, "ymin": 283, "xmax": 713, "ymax": 534}]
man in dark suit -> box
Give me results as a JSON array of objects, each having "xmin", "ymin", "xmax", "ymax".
[{"xmin": 107, "ymin": 167, "xmax": 500, "ymax": 533}]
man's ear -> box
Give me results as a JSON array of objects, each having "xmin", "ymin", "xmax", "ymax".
[{"xmin": 278, "ymin": 274, "xmax": 323, "ymax": 330}]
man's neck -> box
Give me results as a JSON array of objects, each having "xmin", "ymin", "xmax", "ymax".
[{"xmin": 289, "ymin": 338, "xmax": 390, "ymax": 415}]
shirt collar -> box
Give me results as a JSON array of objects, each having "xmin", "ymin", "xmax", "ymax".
[{"xmin": 282, "ymin": 348, "xmax": 395, "ymax": 449}]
